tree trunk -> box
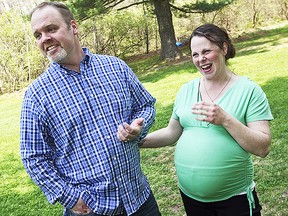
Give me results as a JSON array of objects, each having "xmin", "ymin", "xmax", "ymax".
[{"xmin": 153, "ymin": 0, "xmax": 176, "ymax": 60}]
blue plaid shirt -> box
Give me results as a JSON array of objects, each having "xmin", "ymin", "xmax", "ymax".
[{"xmin": 20, "ymin": 48, "xmax": 156, "ymax": 215}]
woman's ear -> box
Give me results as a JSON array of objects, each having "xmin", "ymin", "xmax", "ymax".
[{"xmin": 223, "ymin": 42, "xmax": 228, "ymax": 55}]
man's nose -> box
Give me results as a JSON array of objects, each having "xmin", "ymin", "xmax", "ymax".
[{"xmin": 41, "ymin": 33, "xmax": 52, "ymax": 43}]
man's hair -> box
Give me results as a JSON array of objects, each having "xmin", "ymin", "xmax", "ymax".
[{"xmin": 30, "ymin": 1, "xmax": 75, "ymax": 27}]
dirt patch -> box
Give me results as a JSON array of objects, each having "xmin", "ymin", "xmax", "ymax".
[{"xmin": 126, "ymin": 47, "xmax": 191, "ymax": 66}]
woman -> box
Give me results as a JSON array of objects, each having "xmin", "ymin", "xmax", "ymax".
[{"xmin": 119, "ymin": 24, "xmax": 273, "ymax": 216}]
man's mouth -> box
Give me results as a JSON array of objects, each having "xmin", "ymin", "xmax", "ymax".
[{"xmin": 46, "ymin": 45, "xmax": 57, "ymax": 52}]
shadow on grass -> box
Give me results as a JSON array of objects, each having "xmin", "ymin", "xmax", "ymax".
[
  {"xmin": 254, "ymin": 76, "xmax": 288, "ymax": 214},
  {"xmin": 151, "ymin": 103, "xmax": 174, "ymax": 132},
  {"xmin": 140, "ymin": 61, "xmax": 197, "ymax": 83},
  {"xmin": 262, "ymin": 76, "xmax": 288, "ymax": 119},
  {"xmin": 129, "ymin": 48, "xmax": 197, "ymax": 84},
  {"xmin": 234, "ymin": 24, "xmax": 288, "ymax": 56},
  {"xmin": 261, "ymin": 76, "xmax": 288, "ymax": 160},
  {"xmin": 127, "ymin": 24, "xmax": 288, "ymax": 84}
]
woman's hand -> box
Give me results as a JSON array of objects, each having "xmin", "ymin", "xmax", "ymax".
[{"xmin": 192, "ymin": 101, "xmax": 229, "ymax": 126}]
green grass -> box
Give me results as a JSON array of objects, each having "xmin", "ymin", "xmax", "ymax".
[{"xmin": 1, "ymin": 24, "xmax": 288, "ymax": 215}]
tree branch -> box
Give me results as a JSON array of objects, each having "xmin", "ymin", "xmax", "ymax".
[
  {"xmin": 169, "ymin": 3, "xmax": 199, "ymax": 14},
  {"xmin": 116, "ymin": 0, "xmax": 150, "ymax": 11}
]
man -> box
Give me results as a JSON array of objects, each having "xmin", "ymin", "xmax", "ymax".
[{"xmin": 20, "ymin": 2, "xmax": 160, "ymax": 216}]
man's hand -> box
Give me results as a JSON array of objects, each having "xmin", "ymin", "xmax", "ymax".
[
  {"xmin": 117, "ymin": 118, "xmax": 144, "ymax": 142},
  {"xmin": 71, "ymin": 198, "xmax": 92, "ymax": 214}
]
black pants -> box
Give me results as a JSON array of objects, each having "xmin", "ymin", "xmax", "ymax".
[{"xmin": 180, "ymin": 189, "xmax": 262, "ymax": 216}]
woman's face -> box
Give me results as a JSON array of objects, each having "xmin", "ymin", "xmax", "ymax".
[{"xmin": 190, "ymin": 36, "xmax": 227, "ymax": 80}]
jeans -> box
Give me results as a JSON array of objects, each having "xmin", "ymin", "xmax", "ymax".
[{"xmin": 66, "ymin": 191, "xmax": 161, "ymax": 216}]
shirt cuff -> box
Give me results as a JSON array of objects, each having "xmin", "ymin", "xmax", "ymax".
[{"xmin": 58, "ymin": 186, "xmax": 81, "ymax": 209}]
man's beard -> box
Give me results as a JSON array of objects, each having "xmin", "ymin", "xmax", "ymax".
[{"xmin": 47, "ymin": 48, "xmax": 67, "ymax": 63}]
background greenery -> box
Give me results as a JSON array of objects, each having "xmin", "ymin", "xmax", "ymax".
[
  {"xmin": 1, "ymin": 0, "xmax": 288, "ymax": 93},
  {"xmin": 0, "ymin": 23, "xmax": 287, "ymax": 215}
]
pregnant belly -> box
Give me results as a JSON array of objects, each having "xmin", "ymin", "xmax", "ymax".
[{"xmin": 174, "ymin": 128, "xmax": 253, "ymax": 201}]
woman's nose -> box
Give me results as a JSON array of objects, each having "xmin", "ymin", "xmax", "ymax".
[{"xmin": 200, "ymin": 55, "xmax": 207, "ymax": 61}]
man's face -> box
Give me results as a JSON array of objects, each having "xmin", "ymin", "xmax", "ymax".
[{"xmin": 31, "ymin": 6, "xmax": 77, "ymax": 64}]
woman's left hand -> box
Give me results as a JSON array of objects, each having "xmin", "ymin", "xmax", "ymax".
[{"xmin": 192, "ymin": 101, "xmax": 229, "ymax": 126}]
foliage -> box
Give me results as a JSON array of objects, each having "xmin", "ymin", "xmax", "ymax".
[
  {"xmin": 0, "ymin": 0, "xmax": 288, "ymax": 94},
  {"xmin": 173, "ymin": 0, "xmax": 234, "ymax": 16},
  {"xmin": 58, "ymin": 0, "xmax": 233, "ymax": 60},
  {"xmin": 0, "ymin": 10, "xmax": 45, "ymax": 94},
  {"xmin": 61, "ymin": 0, "xmax": 111, "ymax": 21},
  {"xmin": 0, "ymin": 23, "xmax": 287, "ymax": 216},
  {"xmin": 79, "ymin": 10, "xmax": 158, "ymax": 58},
  {"xmin": 195, "ymin": 0, "xmax": 288, "ymax": 34}
]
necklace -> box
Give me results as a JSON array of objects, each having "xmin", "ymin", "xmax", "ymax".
[{"xmin": 203, "ymin": 72, "xmax": 233, "ymax": 102}]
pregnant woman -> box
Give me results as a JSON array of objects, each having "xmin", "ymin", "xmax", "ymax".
[{"xmin": 138, "ymin": 23, "xmax": 273, "ymax": 216}]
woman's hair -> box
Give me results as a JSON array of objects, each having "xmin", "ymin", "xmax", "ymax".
[
  {"xmin": 190, "ymin": 23, "xmax": 236, "ymax": 61},
  {"xmin": 30, "ymin": 2, "xmax": 74, "ymax": 27}
]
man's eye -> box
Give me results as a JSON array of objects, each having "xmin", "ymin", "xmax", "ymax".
[
  {"xmin": 48, "ymin": 27, "xmax": 56, "ymax": 33},
  {"xmin": 34, "ymin": 34, "xmax": 41, "ymax": 40},
  {"xmin": 192, "ymin": 53, "xmax": 198, "ymax": 58}
]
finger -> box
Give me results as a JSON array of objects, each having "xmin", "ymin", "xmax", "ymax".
[
  {"xmin": 122, "ymin": 122, "xmax": 131, "ymax": 133},
  {"xmin": 117, "ymin": 127, "xmax": 129, "ymax": 141},
  {"xmin": 123, "ymin": 121, "xmax": 140, "ymax": 136},
  {"xmin": 133, "ymin": 118, "xmax": 144, "ymax": 127},
  {"xmin": 118, "ymin": 123, "xmax": 130, "ymax": 135},
  {"xmin": 116, "ymin": 132, "xmax": 122, "ymax": 141},
  {"xmin": 192, "ymin": 109, "xmax": 208, "ymax": 116}
]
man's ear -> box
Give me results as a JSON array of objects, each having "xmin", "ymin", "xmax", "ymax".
[{"xmin": 70, "ymin": 20, "xmax": 78, "ymax": 34}]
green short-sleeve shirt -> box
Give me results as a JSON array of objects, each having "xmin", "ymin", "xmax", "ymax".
[{"xmin": 173, "ymin": 77, "xmax": 273, "ymax": 202}]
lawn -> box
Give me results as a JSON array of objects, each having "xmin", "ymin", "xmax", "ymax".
[{"xmin": 0, "ymin": 24, "xmax": 287, "ymax": 215}]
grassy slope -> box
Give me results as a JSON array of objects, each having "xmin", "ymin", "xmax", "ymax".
[{"xmin": 0, "ymin": 24, "xmax": 287, "ymax": 215}]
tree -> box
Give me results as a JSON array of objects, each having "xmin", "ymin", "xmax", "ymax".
[
  {"xmin": 153, "ymin": 0, "xmax": 176, "ymax": 60},
  {"xmin": 0, "ymin": 9, "xmax": 45, "ymax": 93},
  {"xmin": 52, "ymin": 0, "xmax": 234, "ymax": 60}
]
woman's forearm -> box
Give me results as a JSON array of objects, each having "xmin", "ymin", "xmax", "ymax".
[
  {"xmin": 140, "ymin": 118, "xmax": 183, "ymax": 148},
  {"xmin": 224, "ymin": 117, "xmax": 271, "ymax": 158}
]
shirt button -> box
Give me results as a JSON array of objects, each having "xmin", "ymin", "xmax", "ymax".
[{"xmin": 113, "ymin": 156, "xmax": 117, "ymax": 160}]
